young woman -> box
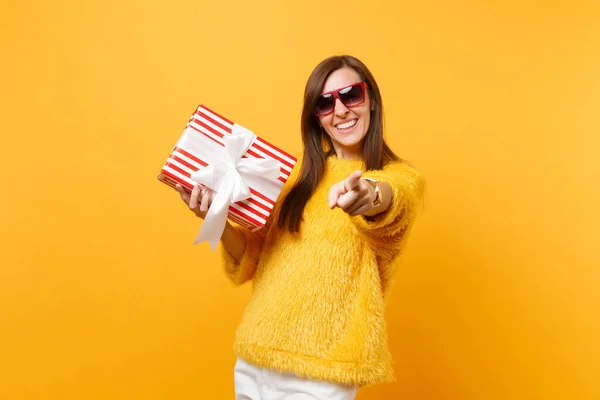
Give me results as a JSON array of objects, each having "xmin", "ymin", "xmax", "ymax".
[{"xmin": 176, "ymin": 55, "xmax": 424, "ymax": 400}]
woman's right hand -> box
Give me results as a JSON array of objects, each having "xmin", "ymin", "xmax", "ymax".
[{"xmin": 175, "ymin": 183, "xmax": 214, "ymax": 219}]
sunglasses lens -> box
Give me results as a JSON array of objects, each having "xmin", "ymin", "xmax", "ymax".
[
  {"xmin": 315, "ymin": 94, "xmax": 334, "ymax": 116},
  {"xmin": 339, "ymin": 84, "xmax": 364, "ymax": 107}
]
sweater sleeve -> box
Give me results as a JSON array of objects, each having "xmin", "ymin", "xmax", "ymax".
[
  {"xmin": 353, "ymin": 161, "xmax": 424, "ymax": 237},
  {"xmin": 352, "ymin": 161, "xmax": 425, "ymax": 296},
  {"xmin": 220, "ymin": 218, "xmax": 271, "ymax": 286},
  {"xmin": 220, "ymin": 154, "xmax": 303, "ymax": 286}
]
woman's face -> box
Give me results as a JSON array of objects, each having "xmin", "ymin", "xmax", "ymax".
[{"xmin": 317, "ymin": 67, "xmax": 371, "ymax": 160}]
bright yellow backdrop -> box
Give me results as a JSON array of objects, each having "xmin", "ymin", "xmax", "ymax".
[{"xmin": 1, "ymin": 0, "xmax": 598, "ymax": 399}]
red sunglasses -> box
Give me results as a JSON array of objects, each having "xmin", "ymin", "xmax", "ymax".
[{"xmin": 314, "ymin": 82, "xmax": 368, "ymax": 117}]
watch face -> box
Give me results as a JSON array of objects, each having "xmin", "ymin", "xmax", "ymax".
[
  {"xmin": 373, "ymin": 196, "xmax": 381, "ymax": 207},
  {"xmin": 372, "ymin": 182, "xmax": 381, "ymax": 206}
]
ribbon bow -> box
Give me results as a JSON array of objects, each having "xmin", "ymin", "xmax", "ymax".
[{"xmin": 190, "ymin": 124, "xmax": 280, "ymax": 250}]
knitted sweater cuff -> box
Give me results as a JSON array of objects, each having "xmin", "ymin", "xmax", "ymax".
[
  {"xmin": 352, "ymin": 164, "xmax": 424, "ymax": 238},
  {"xmin": 220, "ymin": 224, "xmax": 263, "ymax": 286}
]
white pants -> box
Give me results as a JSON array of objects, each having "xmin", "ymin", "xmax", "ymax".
[{"xmin": 234, "ymin": 358, "xmax": 358, "ymax": 400}]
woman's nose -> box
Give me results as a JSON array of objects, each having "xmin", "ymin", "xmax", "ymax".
[{"xmin": 334, "ymin": 98, "xmax": 349, "ymax": 117}]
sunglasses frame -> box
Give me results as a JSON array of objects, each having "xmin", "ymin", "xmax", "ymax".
[{"xmin": 314, "ymin": 81, "xmax": 369, "ymax": 117}]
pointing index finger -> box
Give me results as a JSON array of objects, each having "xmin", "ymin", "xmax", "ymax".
[{"xmin": 345, "ymin": 170, "xmax": 363, "ymax": 191}]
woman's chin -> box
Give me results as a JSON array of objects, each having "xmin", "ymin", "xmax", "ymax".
[{"xmin": 331, "ymin": 136, "xmax": 365, "ymax": 156}]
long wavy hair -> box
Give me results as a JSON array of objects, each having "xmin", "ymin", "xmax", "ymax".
[{"xmin": 277, "ymin": 55, "xmax": 401, "ymax": 233}]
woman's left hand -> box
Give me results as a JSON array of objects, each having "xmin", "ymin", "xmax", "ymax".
[{"xmin": 328, "ymin": 170, "xmax": 376, "ymax": 216}]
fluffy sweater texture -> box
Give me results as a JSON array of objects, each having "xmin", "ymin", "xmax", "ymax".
[{"xmin": 220, "ymin": 154, "xmax": 424, "ymax": 387}]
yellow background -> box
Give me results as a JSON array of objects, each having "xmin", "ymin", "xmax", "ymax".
[{"xmin": 1, "ymin": 0, "xmax": 599, "ymax": 398}]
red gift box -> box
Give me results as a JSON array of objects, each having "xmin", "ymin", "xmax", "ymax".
[{"xmin": 158, "ymin": 105, "xmax": 297, "ymax": 233}]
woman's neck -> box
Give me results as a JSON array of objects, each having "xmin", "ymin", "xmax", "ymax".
[{"xmin": 331, "ymin": 143, "xmax": 363, "ymax": 160}]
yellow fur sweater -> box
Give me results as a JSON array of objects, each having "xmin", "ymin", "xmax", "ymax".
[{"xmin": 220, "ymin": 154, "xmax": 424, "ymax": 387}]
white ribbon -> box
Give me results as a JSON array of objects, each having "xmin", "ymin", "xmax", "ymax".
[{"xmin": 190, "ymin": 124, "xmax": 280, "ymax": 250}]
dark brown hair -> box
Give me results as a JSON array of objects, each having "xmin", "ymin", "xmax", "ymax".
[{"xmin": 277, "ymin": 55, "xmax": 401, "ymax": 232}]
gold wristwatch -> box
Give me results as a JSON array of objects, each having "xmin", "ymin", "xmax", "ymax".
[{"xmin": 361, "ymin": 178, "xmax": 382, "ymax": 207}]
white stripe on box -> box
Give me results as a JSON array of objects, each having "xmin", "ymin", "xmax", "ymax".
[
  {"xmin": 239, "ymin": 198, "xmax": 272, "ymax": 219},
  {"xmin": 162, "ymin": 166, "xmax": 198, "ymax": 188},
  {"xmin": 197, "ymin": 107, "xmax": 234, "ymax": 130},
  {"xmin": 229, "ymin": 203, "xmax": 264, "ymax": 226},
  {"xmin": 233, "ymin": 198, "xmax": 270, "ymax": 223},
  {"xmin": 230, "ymin": 202, "xmax": 267, "ymax": 226},
  {"xmin": 188, "ymin": 121, "xmax": 224, "ymax": 145},
  {"xmin": 167, "ymin": 158, "xmax": 197, "ymax": 176},
  {"xmin": 171, "ymin": 149, "xmax": 205, "ymax": 171},
  {"xmin": 245, "ymin": 192, "xmax": 275, "ymax": 209},
  {"xmin": 192, "ymin": 114, "xmax": 231, "ymax": 138}
]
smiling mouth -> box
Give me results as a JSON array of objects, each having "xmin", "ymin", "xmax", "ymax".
[{"xmin": 335, "ymin": 119, "xmax": 358, "ymax": 130}]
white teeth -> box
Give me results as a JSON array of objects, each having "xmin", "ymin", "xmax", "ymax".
[{"xmin": 336, "ymin": 119, "xmax": 357, "ymax": 130}]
